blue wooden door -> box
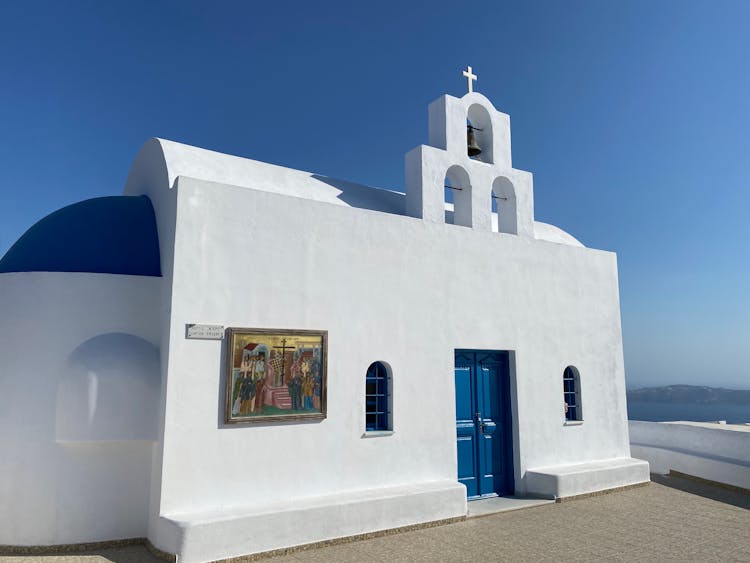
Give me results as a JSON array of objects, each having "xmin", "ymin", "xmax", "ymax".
[{"xmin": 455, "ymin": 350, "xmax": 514, "ymax": 499}]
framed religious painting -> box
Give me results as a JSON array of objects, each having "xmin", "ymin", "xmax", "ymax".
[{"xmin": 224, "ymin": 327, "xmax": 327, "ymax": 424}]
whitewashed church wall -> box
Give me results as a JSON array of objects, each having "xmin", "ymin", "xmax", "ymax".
[
  {"xmin": 123, "ymin": 137, "xmax": 180, "ymax": 542},
  {"xmin": 156, "ymin": 176, "xmax": 630, "ymax": 518},
  {"xmin": 0, "ymin": 272, "xmax": 161, "ymax": 545},
  {"xmin": 125, "ymin": 138, "xmax": 405, "ymax": 216}
]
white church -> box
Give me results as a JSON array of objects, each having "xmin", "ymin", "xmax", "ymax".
[{"xmin": 0, "ymin": 71, "xmax": 648, "ymax": 562}]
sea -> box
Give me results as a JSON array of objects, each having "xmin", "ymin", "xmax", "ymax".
[{"xmin": 627, "ymin": 400, "xmax": 750, "ymax": 424}]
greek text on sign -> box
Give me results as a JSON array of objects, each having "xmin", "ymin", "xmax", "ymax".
[{"xmin": 186, "ymin": 324, "xmax": 224, "ymax": 340}]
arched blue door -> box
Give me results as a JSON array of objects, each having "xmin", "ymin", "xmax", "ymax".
[{"xmin": 455, "ymin": 350, "xmax": 514, "ymax": 499}]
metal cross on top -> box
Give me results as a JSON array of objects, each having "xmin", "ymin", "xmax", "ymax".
[{"xmin": 462, "ymin": 65, "xmax": 477, "ymax": 93}]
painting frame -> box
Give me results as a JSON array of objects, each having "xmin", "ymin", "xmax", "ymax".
[{"xmin": 224, "ymin": 327, "xmax": 328, "ymax": 425}]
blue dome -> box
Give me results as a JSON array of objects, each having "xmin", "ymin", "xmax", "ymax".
[{"xmin": 0, "ymin": 195, "xmax": 161, "ymax": 276}]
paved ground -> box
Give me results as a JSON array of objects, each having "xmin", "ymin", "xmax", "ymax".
[{"xmin": 2, "ymin": 474, "xmax": 748, "ymax": 563}]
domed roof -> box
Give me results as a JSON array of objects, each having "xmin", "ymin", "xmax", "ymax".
[
  {"xmin": 533, "ymin": 221, "xmax": 584, "ymax": 247},
  {"xmin": 0, "ymin": 195, "xmax": 161, "ymax": 276}
]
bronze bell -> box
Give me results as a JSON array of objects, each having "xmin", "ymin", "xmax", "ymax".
[{"xmin": 467, "ymin": 125, "xmax": 482, "ymax": 157}]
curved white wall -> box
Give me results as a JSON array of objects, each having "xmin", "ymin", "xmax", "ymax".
[{"xmin": 0, "ymin": 272, "xmax": 161, "ymax": 545}]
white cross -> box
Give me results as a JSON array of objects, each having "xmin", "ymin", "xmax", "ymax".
[{"xmin": 462, "ymin": 66, "xmax": 477, "ymax": 93}]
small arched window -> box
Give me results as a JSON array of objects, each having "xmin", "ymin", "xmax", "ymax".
[
  {"xmin": 365, "ymin": 361, "xmax": 391, "ymax": 431},
  {"xmin": 563, "ymin": 366, "xmax": 582, "ymax": 422}
]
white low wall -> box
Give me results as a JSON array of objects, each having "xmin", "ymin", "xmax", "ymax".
[{"xmin": 629, "ymin": 421, "xmax": 750, "ymax": 490}]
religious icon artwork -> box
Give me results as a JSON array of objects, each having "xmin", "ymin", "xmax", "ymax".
[{"xmin": 224, "ymin": 328, "xmax": 327, "ymax": 424}]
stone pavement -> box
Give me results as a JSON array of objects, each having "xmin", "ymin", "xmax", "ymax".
[{"xmin": 2, "ymin": 474, "xmax": 749, "ymax": 563}]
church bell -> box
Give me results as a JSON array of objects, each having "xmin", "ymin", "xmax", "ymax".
[{"xmin": 467, "ymin": 125, "xmax": 482, "ymax": 157}]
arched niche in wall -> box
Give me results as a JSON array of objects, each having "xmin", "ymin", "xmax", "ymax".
[
  {"xmin": 467, "ymin": 104, "xmax": 494, "ymax": 164},
  {"xmin": 444, "ymin": 165, "xmax": 472, "ymax": 227},
  {"xmin": 55, "ymin": 333, "xmax": 160, "ymax": 442},
  {"xmin": 492, "ymin": 176, "xmax": 517, "ymax": 234}
]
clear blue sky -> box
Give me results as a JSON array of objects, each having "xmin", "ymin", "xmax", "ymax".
[{"xmin": 1, "ymin": 1, "xmax": 747, "ymax": 389}]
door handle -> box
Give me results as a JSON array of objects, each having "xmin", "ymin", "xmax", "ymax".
[{"xmin": 475, "ymin": 412, "xmax": 485, "ymax": 434}]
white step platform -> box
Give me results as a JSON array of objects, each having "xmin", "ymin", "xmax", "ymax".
[
  {"xmin": 525, "ymin": 457, "xmax": 650, "ymax": 500},
  {"xmin": 153, "ymin": 480, "xmax": 466, "ymax": 563},
  {"xmin": 467, "ymin": 495, "xmax": 554, "ymax": 517}
]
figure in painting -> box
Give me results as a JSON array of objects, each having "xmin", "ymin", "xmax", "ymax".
[
  {"xmin": 299, "ymin": 359, "xmax": 312, "ymax": 409},
  {"xmin": 247, "ymin": 356, "xmax": 255, "ymax": 413},
  {"xmin": 239, "ymin": 372, "xmax": 255, "ymax": 415},
  {"xmin": 313, "ymin": 375, "xmax": 321, "ymax": 409},
  {"xmin": 253, "ymin": 351, "xmax": 266, "ymax": 414},
  {"xmin": 231, "ymin": 369, "xmax": 243, "ymax": 416},
  {"xmin": 297, "ymin": 375, "xmax": 305, "ymax": 410},
  {"xmin": 302, "ymin": 375, "xmax": 313, "ymax": 409},
  {"xmin": 311, "ymin": 355, "xmax": 321, "ymax": 409},
  {"xmin": 287, "ymin": 370, "xmax": 300, "ymax": 410},
  {"xmin": 287, "ymin": 355, "xmax": 299, "ymax": 411}
]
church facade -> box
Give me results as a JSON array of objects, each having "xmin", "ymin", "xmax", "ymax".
[{"xmin": 0, "ymin": 90, "xmax": 648, "ymax": 562}]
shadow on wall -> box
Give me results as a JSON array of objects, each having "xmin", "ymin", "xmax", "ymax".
[
  {"xmin": 311, "ymin": 175, "xmax": 405, "ymax": 215},
  {"xmin": 56, "ymin": 333, "xmax": 160, "ymax": 442}
]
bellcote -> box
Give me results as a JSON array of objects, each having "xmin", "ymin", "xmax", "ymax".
[
  {"xmin": 404, "ymin": 91, "xmax": 535, "ymax": 238},
  {"xmin": 427, "ymin": 92, "xmax": 512, "ymax": 168}
]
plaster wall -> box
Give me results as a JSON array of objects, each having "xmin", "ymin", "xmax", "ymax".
[
  {"xmin": 124, "ymin": 139, "xmax": 180, "ymax": 541},
  {"xmin": 405, "ymin": 144, "xmax": 534, "ymax": 235},
  {"xmin": 124, "ymin": 139, "xmax": 575, "ymax": 247},
  {"xmin": 157, "ymin": 176, "xmax": 630, "ymax": 523},
  {"xmin": 629, "ymin": 421, "xmax": 750, "ymax": 489},
  {"xmin": 0, "ymin": 272, "xmax": 161, "ymax": 545},
  {"xmin": 125, "ymin": 138, "xmax": 405, "ymax": 215}
]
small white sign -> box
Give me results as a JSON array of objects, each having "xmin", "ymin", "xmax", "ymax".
[{"xmin": 186, "ymin": 324, "xmax": 224, "ymax": 340}]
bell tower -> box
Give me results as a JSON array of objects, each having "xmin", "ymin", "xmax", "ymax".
[{"xmin": 404, "ymin": 69, "xmax": 535, "ymax": 237}]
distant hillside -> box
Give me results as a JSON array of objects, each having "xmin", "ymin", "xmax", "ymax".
[{"xmin": 627, "ymin": 385, "xmax": 750, "ymax": 405}]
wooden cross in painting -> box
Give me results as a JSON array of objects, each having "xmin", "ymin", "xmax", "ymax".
[{"xmin": 273, "ymin": 337, "xmax": 296, "ymax": 384}]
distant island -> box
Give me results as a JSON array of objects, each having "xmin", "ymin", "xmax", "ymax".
[{"xmin": 627, "ymin": 385, "xmax": 750, "ymax": 405}]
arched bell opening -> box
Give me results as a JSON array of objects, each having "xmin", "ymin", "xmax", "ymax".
[
  {"xmin": 467, "ymin": 104, "xmax": 494, "ymax": 164},
  {"xmin": 445, "ymin": 165, "xmax": 472, "ymax": 227},
  {"xmin": 492, "ymin": 176, "xmax": 517, "ymax": 234}
]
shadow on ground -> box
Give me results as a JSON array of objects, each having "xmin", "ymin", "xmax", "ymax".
[{"xmin": 651, "ymin": 472, "xmax": 750, "ymax": 510}]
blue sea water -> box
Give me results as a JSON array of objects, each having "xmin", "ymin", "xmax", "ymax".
[{"xmin": 627, "ymin": 400, "xmax": 750, "ymax": 424}]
